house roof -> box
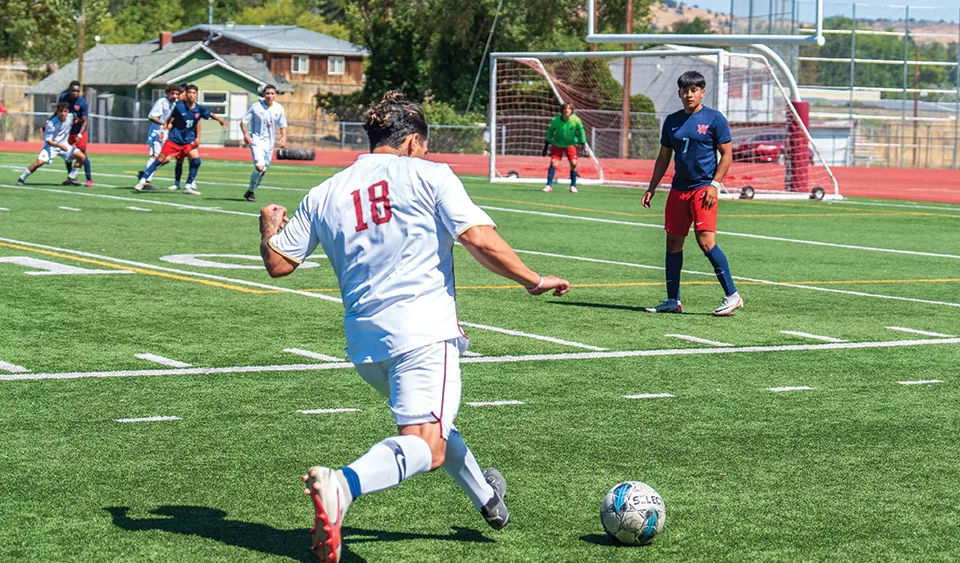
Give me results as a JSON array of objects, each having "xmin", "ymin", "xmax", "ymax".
[
  {"xmin": 29, "ymin": 42, "xmax": 291, "ymax": 95},
  {"xmin": 158, "ymin": 24, "xmax": 370, "ymax": 56}
]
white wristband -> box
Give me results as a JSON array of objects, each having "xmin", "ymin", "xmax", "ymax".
[
  {"xmin": 526, "ymin": 275, "xmax": 544, "ymax": 294},
  {"xmin": 710, "ymin": 180, "xmax": 722, "ymax": 189}
]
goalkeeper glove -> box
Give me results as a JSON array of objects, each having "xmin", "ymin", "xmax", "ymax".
[
  {"xmin": 577, "ymin": 144, "xmax": 586, "ymax": 158},
  {"xmin": 542, "ymin": 142, "xmax": 551, "ymax": 157}
]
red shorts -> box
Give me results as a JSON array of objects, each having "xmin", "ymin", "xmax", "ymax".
[
  {"xmin": 664, "ymin": 185, "xmax": 718, "ymax": 235},
  {"xmin": 550, "ymin": 145, "xmax": 578, "ymax": 161},
  {"xmin": 160, "ymin": 140, "xmax": 196, "ymax": 160},
  {"xmin": 68, "ymin": 132, "xmax": 87, "ymax": 151}
]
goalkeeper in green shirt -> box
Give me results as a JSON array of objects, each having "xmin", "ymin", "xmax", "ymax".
[{"xmin": 542, "ymin": 102, "xmax": 587, "ymax": 193}]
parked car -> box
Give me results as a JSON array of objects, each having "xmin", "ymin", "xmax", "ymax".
[{"xmin": 733, "ymin": 132, "xmax": 814, "ymax": 164}]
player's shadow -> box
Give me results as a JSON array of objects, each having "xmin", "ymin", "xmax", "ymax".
[
  {"xmin": 580, "ymin": 533, "xmax": 652, "ymax": 548},
  {"xmin": 105, "ymin": 505, "xmax": 492, "ymax": 562},
  {"xmin": 549, "ymin": 301, "xmax": 715, "ymax": 316},
  {"xmin": 205, "ymin": 197, "xmax": 249, "ymax": 202}
]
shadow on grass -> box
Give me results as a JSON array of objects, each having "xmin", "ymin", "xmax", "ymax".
[
  {"xmin": 105, "ymin": 505, "xmax": 492, "ymax": 562},
  {"xmin": 549, "ymin": 300, "xmax": 716, "ymax": 316}
]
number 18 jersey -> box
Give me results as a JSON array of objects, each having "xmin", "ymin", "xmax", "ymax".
[{"xmin": 269, "ymin": 154, "xmax": 495, "ymax": 364}]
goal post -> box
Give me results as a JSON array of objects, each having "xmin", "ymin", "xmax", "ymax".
[{"xmin": 488, "ymin": 49, "xmax": 841, "ymax": 200}]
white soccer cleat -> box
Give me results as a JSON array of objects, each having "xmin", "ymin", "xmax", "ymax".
[
  {"xmin": 644, "ymin": 299, "xmax": 683, "ymax": 314},
  {"xmin": 569, "ymin": 186, "xmax": 579, "ymax": 193},
  {"xmin": 713, "ymin": 292, "xmax": 743, "ymax": 317},
  {"xmin": 183, "ymin": 183, "xmax": 201, "ymax": 195},
  {"xmin": 133, "ymin": 178, "xmax": 147, "ymax": 192},
  {"xmin": 167, "ymin": 184, "xmax": 181, "ymax": 191},
  {"xmin": 542, "ymin": 185, "xmax": 553, "ymax": 193},
  {"xmin": 303, "ymin": 466, "xmax": 348, "ymax": 563}
]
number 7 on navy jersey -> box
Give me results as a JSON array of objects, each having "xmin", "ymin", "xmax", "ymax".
[{"xmin": 352, "ymin": 180, "xmax": 393, "ymax": 232}]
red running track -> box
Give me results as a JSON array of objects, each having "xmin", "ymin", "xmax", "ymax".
[{"xmin": 2, "ymin": 141, "xmax": 958, "ymax": 204}]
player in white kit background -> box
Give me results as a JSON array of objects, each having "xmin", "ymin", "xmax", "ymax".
[
  {"xmin": 17, "ymin": 102, "xmax": 88, "ymax": 185},
  {"xmin": 136, "ymin": 84, "xmax": 181, "ymax": 191},
  {"xmin": 240, "ymin": 84, "xmax": 287, "ymax": 202},
  {"xmin": 259, "ymin": 91, "xmax": 570, "ymax": 562}
]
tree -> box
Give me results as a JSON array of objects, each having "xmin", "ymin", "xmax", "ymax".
[
  {"xmin": 671, "ymin": 17, "xmax": 712, "ymax": 34},
  {"xmin": 234, "ymin": 0, "xmax": 347, "ymax": 39}
]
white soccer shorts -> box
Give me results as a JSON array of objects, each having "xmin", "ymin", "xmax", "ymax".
[
  {"xmin": 249, "ymin": 142, "xmax": 273, "ymax": 169},
  {"xmin": 38, "ymin": 144, "xmax": 75, "ymax": 164},
  {"xmin": 147, "ymin": 133, "xmax": 164, "ymax": 157},
  {"xmin": 353, "ymin": 337, "xmax": 468, "ymax": 440}
]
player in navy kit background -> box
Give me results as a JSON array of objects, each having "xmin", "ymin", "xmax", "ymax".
[
  {"xmin": 641, "ymin": 71, "xmax": 743, "ymax": 317},
  {"xmin": 58, "ymin": 81, "xmax": 94, "ymax": 186}
]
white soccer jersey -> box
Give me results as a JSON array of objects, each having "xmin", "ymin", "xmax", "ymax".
[
  {"xmin": 43, "ymin": 114, "xmax": 73, "ymax": 147},
  {"xmin": 270, "ymin": 154, "xmax": 495, "ymax": 364},
  {"xmin": 243, "ymin": 100, "xmax": 287, "ymax": 148},
  {"xmin": 146, "ymin": 97, "xmax": 173, "ymax": 142}
]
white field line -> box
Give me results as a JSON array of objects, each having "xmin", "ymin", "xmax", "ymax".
[
  {"xmin": 780, "ymin": 330, "xmax": 848, "ymax": 343},
  {"xmin": 768, "ymin": 386, "xmax": 815, "ymax": 392},
  {"xmin": 899, "ymin": 380, "xmax": 945, "ymax": 385},
  {"xmin": 297, "ymin": 408, "xmax": 361, "ymax": 414},
  {"xmin": 284, "ymin": 348, "xmax": 345, "ymax": 362},
  {"xmin": 114, "ymin": 416, "xmax": 181, "ymax": 423},
  {"xmin": 512, "ymin": 248, "xmax": 960, "ymax": 309},
  {"xmin": 623, "ymin": 393, "xmax": 674, "ymax": 399},
  {"xmin": 665, "ymin": 334, "xmax": 734, "ymax": 347},
  {"xmin": 134, "ymin": 353, "xmax": 192, "ymax": 368},
  {"xmin": 0, "ymin": 207, "xmax": 9, "ymax": 211},
  {"xmin": 466, "ymin": 400, "xmax": 525, "ymax": 407},
  {"xmin": 58, "ymin": 206, "xmax": 81, "ymax": 211},
  {"xmin": 835, "ymin": 199, "xmax": 960, "ymax": 213},
  {"xmin": 4, "ymin": 337, "xmax": 959, "ymax": 382},
  {"xmin": 481, "ymin": 205, "xmax": 960, "ymax": 260},
  {"xmin": 0, "ymin": 361, "xmax": 30, "ymax": 373},
  {"xmin": 886, "ymin": 326, "xmax": 955, "ymax": 338},
  {"xmin": 127, "ymin": 206, "xmax": 152, "ymax": 212},
  {"xmin": 459, "ymin": 321, "xmax": 606, "ymax": 351},
  {"xmin": 461, "ymin": 351, "xmax": 483, "ymax": 357}
]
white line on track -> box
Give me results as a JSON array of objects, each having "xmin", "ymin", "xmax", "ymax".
[
  {"xmin": 127, "ymin": 206, "xmax": 152, "ymax": 212},
  {"xmin": 665, "ymin": 334, "xmax": 733, "ymax": 347},
  {"xmin": 481, "ymin": 205, "xmax": 960, "ymax": 260},
  {"xmin": 511, "ymin": 248, "xmax": 960, "ymax": 309},
  {"xmin": 898, "ymin": 380, "xmax": 944, "ymax": 385},
  {"xmin": 134, "ymin": 353, "xmax": 192, "ymax": 368},
  {"xmin": 284, "ymin": 348, "xmax": 345, "ymax": 362},
  {"xmin": 297, "ymin": 408, "xmax": 361, "ymax": 414},
  {"xmin": 0, "ymin": 361, "xmax": 30, "ymax": 373},
  {"xmin": 466, "ymin": 400, "xmax": 525, "ymax": 407},
  {"xmin": 780, "ymin": 330, "xmax": 848, "ymax": 343},
  {"xmin": 623, "ymin": 393, "xmax": 674, "ymax": 399},
  {"xmin": 58, "ymin": 206, "xmax": 81, "ymax": 211},
  {"xmin": 886, "ymin": 326, "xmax": 955, "ymax": 338},
  {"xmin": 4, "ymin": 337, "xmax": 958, "ymax": 381},
  {"xmin": 459, "ymin": 321, "xmax": 606, "ymax": 350},
  {"xmin": 114, "ymin": 416, "xmax": 181, "ymax": 423},
  {"xmin": 768, "ymin": 386, "xmax": 814, "ymax": 392}
]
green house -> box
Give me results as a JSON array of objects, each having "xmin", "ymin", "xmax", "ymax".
[{"xmin": 28, "ymin": 41, "xmax": 291, "ymax": 146}]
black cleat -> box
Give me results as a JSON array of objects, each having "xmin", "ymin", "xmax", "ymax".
[
  {"xmin": 139, "ymin": 183, "xmax": 158, "ymax": 192},
  {"xmin": 480, "ymin": 468, "xmax": 510, "ymax": 530},
  {"xmin": 62, "ymin": 178, "xmax": 81, "ymax": 186},
  {"xmin": 16, "ymin": 178, "xmax": 25, "ymax": 185},
  {"xmin": 244, "ymin": 191, "xmax": 256, "ymax": 202}
]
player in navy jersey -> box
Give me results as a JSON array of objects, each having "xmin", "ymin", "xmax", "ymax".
[
  {"xmin": 134, "ymin": 84, "xmax": 226, "ymax": 195},
  {"xmin": 641, "ymin": 71, "xmax": 743, "ymax": 316},
  {"xmin": 58, "ymin": 81, "xmax": 94, "ymax": 186}
]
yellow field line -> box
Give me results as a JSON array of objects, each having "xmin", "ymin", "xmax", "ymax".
[{"xmin": 0, "ymin": 242, "xmax": 269, "ymax": 294}]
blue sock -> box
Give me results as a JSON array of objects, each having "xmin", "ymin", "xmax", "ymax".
[
  {"xmin": 546, "ymin": 165, "xmax": 556, "ymax": 186},
  {"xmin": 187, "ymin": 158, "xmax": 201, "ymax": 184},
  {"xmin": 175, "ymin": 159, "xmax": 184, "ymax": 185},
  {"xmin": 83, "ymin": 156, "xmax": 92, "ymax": 180},
  {"xmin": 705, "ymin": 245, "xmax": 737, "ymax": 296},
  {"xmin": 665, "ymin": 251, "xmax": 683, "ymax": 300},
  {"xmin": 570, "ymin": 169, "xmax": 577, "ymax": 187},
  {"xmin": 339, "ymin": 465, "xmax": 362, "ymax": 500},
  {"xmin": 142, "ymin": 159, "xmax": 162, "ymax": 179}
]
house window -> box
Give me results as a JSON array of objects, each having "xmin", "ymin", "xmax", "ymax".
[
  {"xmin": 151, "ymin": 88, "xmax": 166, "ymax": 102},
  {"xmin": 292, "ymin": 55, "xmax": 309, "ymax": 74},
  {"xmin": 201, "ymin": 91, "xmax": 227, "ymax": 114},
  {"xmin": 750, "ymin": 83, "xmax": 763, "ymax": 100},
  {"xmin": 328, "ymin": 56, "xmax": 345, "ymax": 76}
]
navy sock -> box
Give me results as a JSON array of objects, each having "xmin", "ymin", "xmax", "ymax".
[
  {"xmin": 705, "ymin": 245, "xmax": 737, "ymax": 296},
  {"xmin": 65, "ymin": 160, "xmax": 72, "ymax": 175},
  {"xmin": 546, "ymin": 165, "xmax": 556, "ymax": 186},
  {"xmin": 666, "ymin": 251, "xmax": 683, "ymax": 300},
  {"xmin": 187, "ymin": 158, "xmax": 201, "ymax": 184},
  {"xmin": 570, "ymin": 169, "xmax": 577, "ymax": 187},
  {"xmin": 142, "ymin": 159, "xmax": 162, "ymax": 179},
  {"xmin": 174, "ymin": 159, "xmax": 184, "ymax": 185},
  {"xmin": 340, "ymin": 466, "xmax": 362, "ymax": 500},
  {"xmin": 83, "ymin": 156, "xmax": 92, "ymax": 180}
]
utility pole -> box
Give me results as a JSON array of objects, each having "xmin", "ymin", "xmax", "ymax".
[
  {"xmin": 76, "ymin": 1, "xmax": 86, "ymax": 88},
  {"xmin": 208, "ymin": 0, "xmax": 214, "ymax": 41},
  {"xmin": 620, "ymin": 0, "xmax": 634, "ymax": 160}
]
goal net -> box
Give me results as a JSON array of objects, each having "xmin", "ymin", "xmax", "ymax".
[{"xmin": 489, "ymin": 48, "xmax": 841, "ymax": 200}]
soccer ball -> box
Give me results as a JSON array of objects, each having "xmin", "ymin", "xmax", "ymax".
[{"xmin": 600, "ymin": 481, "xmax": 666, "ymax": 545}]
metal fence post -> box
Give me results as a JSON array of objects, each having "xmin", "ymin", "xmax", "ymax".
[{"xmin": 340, "ymin": 121, "xmax": 345, "ymax": 150}]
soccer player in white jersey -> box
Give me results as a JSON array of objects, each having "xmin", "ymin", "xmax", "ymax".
[
  {"xmin": 17, "ymin": 102, "xmax": 88, "ymax": 185},
  {"xmin": 240, "ymin": 84, "xmax": 287, "ymax": 202},
  {"xmin": 136, "ymin": 84, "xmax": 180, "ymax": 191},
  {"xmin": 259, "ymin": 91, "xmax": 570, "ymax": 562}
]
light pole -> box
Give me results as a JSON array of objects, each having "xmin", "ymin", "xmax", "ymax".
[{"xmin": 74, "ymin": 2, "xmax": 86, "ymax": 88}]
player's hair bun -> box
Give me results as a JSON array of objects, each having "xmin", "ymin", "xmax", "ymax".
[{"xmin": 362, "ymin": 91, "xmax": 428, "ymax": 151}]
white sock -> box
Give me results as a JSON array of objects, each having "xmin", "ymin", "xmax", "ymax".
[
  {"xmin": 443, "ymin": 428, "xmax": 495, "ymax": 510},
  {"xmin": 345, "ymin": 435, "xmax": 432, "ymax": 495},
  {"xmin": 68, "ymin": 166, "xmax": 80, "ymax": 180},
  {"xmin": 19, "ymin": 170, "xmax": 31, "ymax": 181}
]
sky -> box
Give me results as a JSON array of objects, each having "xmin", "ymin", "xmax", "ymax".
[{"xmin": 685, "ymin": 0, "xmax": 960, "ymax": 24}]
